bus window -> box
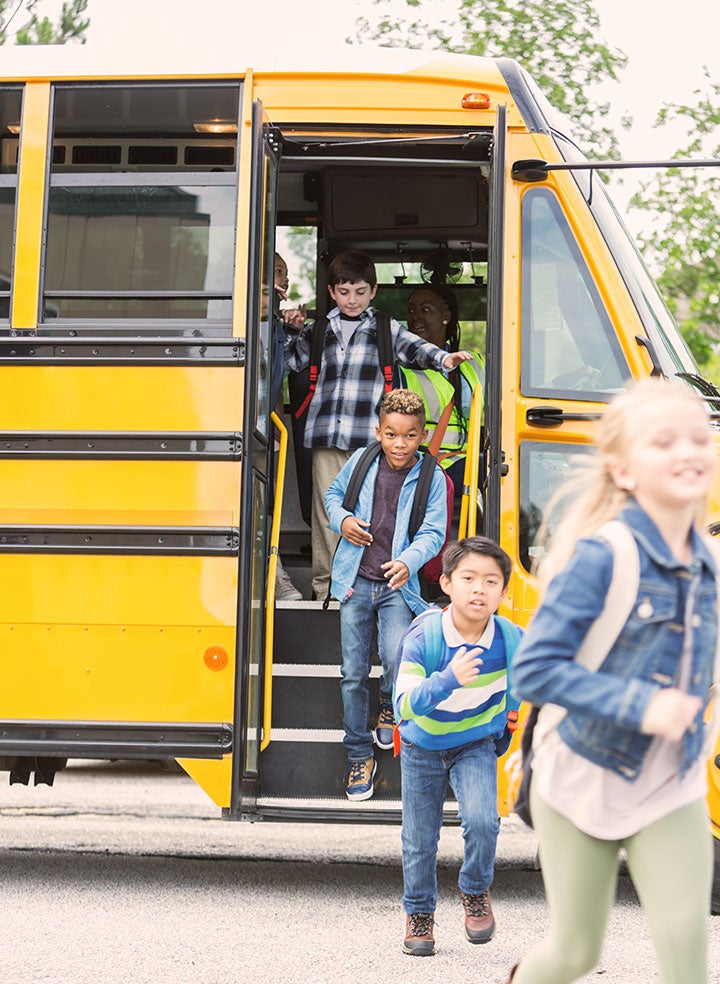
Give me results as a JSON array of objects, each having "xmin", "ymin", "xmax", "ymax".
[
  {"xmin": 520, "ymin": 188, "xmax": 629, "ymax": 399},
  {"xmin": 0, "ymin": 86, "xmax": 22, "ymax": 322},
  {"xmin": 518, "ymin": 441, "xmax": 593, "ymax": 572},
  {"xmin": 42, "ymin": 83, "xmax": 241, "ymax": 327}
]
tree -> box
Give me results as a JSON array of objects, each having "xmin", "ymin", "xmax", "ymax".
[
  {"xmin": 353, "ymin": 0, "xmax": 628, "ymax": 158},
  {"xmin": 629, "ymin": 71, "xmax": 720, "ymax": 367},
  {"xmin": 0, "ymin": 0, "xmax": 89, "ymax": 45}
]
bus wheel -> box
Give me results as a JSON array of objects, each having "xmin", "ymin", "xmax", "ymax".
[{"xmin": 713, "ymin": 836, "xmax": 720, "ymax": 916}]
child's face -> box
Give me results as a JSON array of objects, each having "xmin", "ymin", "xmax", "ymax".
[
  {"xmin": 440, "ymin": 554, "xmax": 508, "ymax": 626},
  {"xmin": 610, "ymin": 397, "xmax": 716, "ymax": 511},
  {"xmin": 274, "ymin": 256, "xmax": 289, "ymax": 293},
  {"xmin": 375, "ymin": 411, "xmax": 427, "ymax": 471},
  {"xmin": 328, "ymin": 280, "xmax": 377, "ymax": 318}
]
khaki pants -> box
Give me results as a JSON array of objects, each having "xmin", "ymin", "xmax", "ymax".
[{"xmin": 311, "ymin": 446, "xmax": 353, "ymax": 600}]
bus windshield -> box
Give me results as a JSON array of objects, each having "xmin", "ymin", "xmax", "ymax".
[{"xmin": 555, "ymin": 136, "xmax": 699, "ymax": 378}]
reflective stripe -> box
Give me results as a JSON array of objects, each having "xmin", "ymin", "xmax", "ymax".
[{"xmin": 400, "ymin": 354, "xmax": 484, "ymax": 466}]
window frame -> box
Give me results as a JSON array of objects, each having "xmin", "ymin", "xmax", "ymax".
[{"xmin": 39, "ymin": 80, "xmax": 242, "ymax": 335}]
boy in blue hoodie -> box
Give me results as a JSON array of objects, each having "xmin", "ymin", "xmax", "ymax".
[
  {"xmin": 394, "ymin": 537, "xmax": 522, "ymax": 956},
  {"xmin": 325, "ymin": 389, "xmax": 447, "ymax": 802}
]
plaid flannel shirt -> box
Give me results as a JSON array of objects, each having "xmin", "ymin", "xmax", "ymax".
[{"xmin": 285, "ymin": 306, "xmax": 450, "ymax": 450}]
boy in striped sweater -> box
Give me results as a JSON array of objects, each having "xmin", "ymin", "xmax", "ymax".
[{"xmin": 393, "ymin": 537, "xmax": 522, "ymax": 957}]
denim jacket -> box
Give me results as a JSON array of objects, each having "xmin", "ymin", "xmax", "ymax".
[
  {"xmin": 325, "ymin": 448, "xmax": 447, "ymax": 614},
  {"xmin": 512, "ymin": 501, "xmax": 718, "ymax": 780}
]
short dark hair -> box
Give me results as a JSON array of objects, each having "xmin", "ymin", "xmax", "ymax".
[
  {"xmin": 442, "ymin": 536, "xmax": 512, "ymax": 587},
  {"xmin": 378, "ymin": 389, "xmax": 426, "ymax": 428},
  {"xmin": 328, "ymin": 250, "xmax": 377, "ymax": 289}
]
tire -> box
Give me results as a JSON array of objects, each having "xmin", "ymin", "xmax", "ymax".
[{"xmin": 712, "ymin": 835, "xmax": 720, "ymax": 916}]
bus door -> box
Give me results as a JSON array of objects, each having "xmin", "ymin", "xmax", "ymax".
[
  {"xmin": 229, "ymin": 99, "xmax": 281, "ymax": 817},
  {"xmin": 0, "ymin": 79, "xmax": 245, "ymax": 805},
  {"xmin": 484, "ymin": 104, "xmax": 507, "ymax": 546}
]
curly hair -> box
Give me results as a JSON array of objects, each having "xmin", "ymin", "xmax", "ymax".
[{"xmin": 378, "ymin": 388, "xmax": 426, "ymax": 429}]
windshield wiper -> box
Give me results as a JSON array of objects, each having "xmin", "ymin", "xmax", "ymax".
[{"xmin": 676, "ymin": 371, "xmax": 720, "ymax": 414}]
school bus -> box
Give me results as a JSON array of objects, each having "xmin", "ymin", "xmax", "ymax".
[{"xmin": 0, "ymin": 43, "xmax": 718, "ymax": 909}]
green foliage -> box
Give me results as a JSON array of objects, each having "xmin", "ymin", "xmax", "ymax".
[
  {"xmin": 353, "ymin": 0, "xmax": 628, "ymax": 158},
  {"xmin": 630, "ymin": 71, "xmax": 720, "ymax": 360},
  {"xmin": 0, "ymin": 0, "xmax": 89, "ymax": 45}
]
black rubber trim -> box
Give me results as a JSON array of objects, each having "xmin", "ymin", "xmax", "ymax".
[
  {"xmin": 0, "ymin": 431, "xmax": 242, "ymax": 460},
  {"xmin": 0, "ymin": 721, "xmax": 233, "ymax": 760},
  {"xmin": 0, "ymin": 336, "xmax": 244, "ymax": 366},
  {"xmin": 0, "ymin": 525, "xmax": 239, "ymax": 555}
]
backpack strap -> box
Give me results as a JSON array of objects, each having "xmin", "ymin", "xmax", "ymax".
[
  {"xmin": 534, "ymin": 519, "xmax": 639, "ymax": 743},
  {"xmin": 341, "ymin": 442, "xmax": 383, "ymax": 513},
  {"xmin": 375, "ymin": 310, "xmax": 394, "ymax": 394},
  {"xmin": 392, "ymin": 606, "xmax": 445, "ymax": 756},
  {"xmin": 422, "ymin": 608, "xmax": 445, "ymax": 676},
  {"xmin": 408, "ymin": 451, "xmax": 438, "ymax": 541},
  {"xmin": 496, "ymin": 615, "xmax": 524, "ymax": 727},
  {"xmin": 293, "ymin": 317, "xmax": 329, "ymax": 419}
]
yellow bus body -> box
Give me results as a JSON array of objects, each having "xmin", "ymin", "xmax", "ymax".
[{"xmin": 0, "ymin": 46, "xmax": 718, "ymax": 901}]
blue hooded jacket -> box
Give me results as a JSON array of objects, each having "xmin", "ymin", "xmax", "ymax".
[{"xmin": 325, "ymin": 447, "xmax": 447, "ymax": 614}]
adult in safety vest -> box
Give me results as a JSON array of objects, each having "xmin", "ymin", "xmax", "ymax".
[{"xmin": 399, "ymin": 283, "xmax": 484, "ymax": 497}]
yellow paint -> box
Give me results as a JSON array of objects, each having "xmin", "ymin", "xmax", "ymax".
[
  {"xmin": 2, "ymin": 622, "xmax": 236, "ymax": 720},
  {"xmin": 12, "ymin": 82, "xmax": 50, "ymax": 329},
  {"xmin": 177, "ymin": 757, "xmax": 233, "ymax": 809}
]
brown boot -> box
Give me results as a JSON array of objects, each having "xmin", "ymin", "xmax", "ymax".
[
  {"xmin": 460, "ymin": 889, "xmax": 495, "ymax": 943},
  {"xmin": 402, "ymin": 912, "xmax": 436, "ymax": 956}
]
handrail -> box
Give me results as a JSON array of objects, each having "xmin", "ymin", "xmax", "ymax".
[
  {"xmin": 458, "ymin": 384, "xmax": 483, "ymax": 537},
  {"xmin": 261, "ymin": 410, "xmax": 288, "ymax": 752}
]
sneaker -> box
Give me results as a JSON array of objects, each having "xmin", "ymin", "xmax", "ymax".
[
  {"xmin": 375, "ymin": 702, "xmax": 395, "ymax": 749},
  {"xmin": 275, "ymin": 559, "xmax": 302, "ymax": 601},
  {"xmin": 460, "ymin": 890, "xmax": 495, "ymax": 944},
  {"xmin": 403, "ymin": 913, "xmax": 436, "ymax": 956},
  {"xmin": 345, "ymin": 757, "xmax": 376, "ymax": 800}
]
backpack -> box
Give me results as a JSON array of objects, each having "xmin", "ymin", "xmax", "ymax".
[
  {"xmin": 293, "ymin": 311, "xmax": 394, "ymax": 419},
  {"xmin": 391, "ymin": 607, "xmax": 522, "ymax": 755},
  {"xmin": 340, "ymin": 442, "xmax": 454, "ymax": 586},
  {"xmin": 510, "ymin": 520, "xmax": 640, "ymax": 829}
]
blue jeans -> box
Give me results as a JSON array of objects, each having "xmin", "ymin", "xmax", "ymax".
[
  {"xmin": 339, "ymin": 575, "xmax": 413, "ymax": 761},
  {"xmin": 400, "ymin": 736, "xmax": 499, "ymax": 914}
]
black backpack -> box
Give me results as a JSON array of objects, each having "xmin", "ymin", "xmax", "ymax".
[
  {"xmin": 293, "ymin": 311, "xmax": 394, "ymax": 419},
  {"xmin": 335, "ymin": 442, "xmax": 454, "ymax": 591}
]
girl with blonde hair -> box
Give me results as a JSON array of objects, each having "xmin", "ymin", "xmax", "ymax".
[{"xmin": 506, "ymin": 378, "xmax": 720, "ymax": 984}]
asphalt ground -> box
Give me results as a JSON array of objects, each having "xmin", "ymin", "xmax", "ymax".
[{"xmin": 0, "ymin": 761, "xmax": 718, "ymax": 984}]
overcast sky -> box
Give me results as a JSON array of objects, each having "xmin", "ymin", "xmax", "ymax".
[{"xmin": 80, "ymin": 0, "xmax": 720, "ymax": 232}]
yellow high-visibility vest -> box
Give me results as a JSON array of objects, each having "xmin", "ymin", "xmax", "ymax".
[{"xmin": 399, "ymin": 354, "xmax": 484, "ymax": 468}]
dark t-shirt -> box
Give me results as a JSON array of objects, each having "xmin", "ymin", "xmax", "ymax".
[{"xmin": 358, "ymin": 454, "xmax": 413, "ymax": 581}]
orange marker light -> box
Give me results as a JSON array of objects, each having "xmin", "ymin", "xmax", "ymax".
[
  {"xmin": 461, "ymin": 92, "xmax": 491, "ymax": 110},
  {"xmin": 204, "ymin": 645, "xmax": 229, "ymax": 671}
]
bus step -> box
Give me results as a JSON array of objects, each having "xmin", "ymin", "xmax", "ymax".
[
  {"xmin": 273, "ymin": 601, "xmax": 341, "ymax": 665},
  {"xmin": 252, "ymin": 796, "xmax": 460, "ymax": 825},
  {"xmin": 263, "ymin": 664, "xmax": 387, "ymax": 729},
  {"xmin": 260, "ymin": 734, "xmax": 401, "ymax": 799}
]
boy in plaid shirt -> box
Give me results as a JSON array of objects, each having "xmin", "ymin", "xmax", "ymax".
[{"xmin": 285, "ymin": 250, "xmax": 472, "ymax": 600}]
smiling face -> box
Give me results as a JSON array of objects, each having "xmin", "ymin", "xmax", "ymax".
[
  {"xmin": 440, "ymin": 553, "xmax": 508, "ymax": 633},
  {"xmin": 375, "ymin": 411, "xmax": 427, "ymax": 471},
  {"xmin": 328, "ymin": 279, "xmax": 377, "ymax": 318},
  {"xmin": 609, "ymin": 395, "xmax": 717, "ymax": 513},
  {"xmin": 407, "ymin": 287, "xmax": 451, "ymax": 348}
]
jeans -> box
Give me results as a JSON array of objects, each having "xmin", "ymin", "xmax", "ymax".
[
  {"xmin": 401, "ymin": 736, "xmax": 499, "ymax": 914},
  {"xmin": 340, "ymin": 575, "xmax": 413, "ymax": 761}
]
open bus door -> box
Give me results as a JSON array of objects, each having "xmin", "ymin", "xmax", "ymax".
[
  {"xmin": 484, "ymin": 104, "xmax": 507, "ymax": 546},
  {"xmin": 227, "ymin": 100, "xmax": 281, "ymax": 819}
]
